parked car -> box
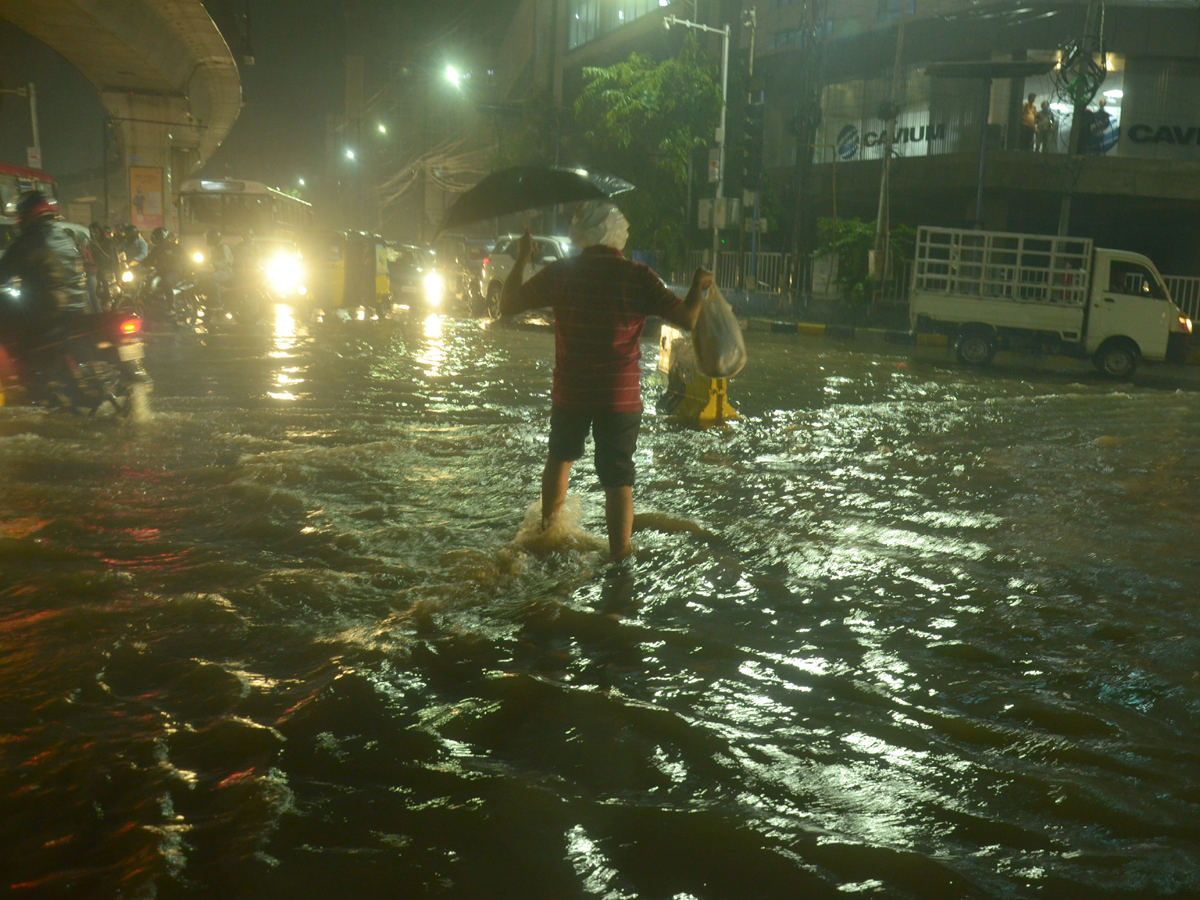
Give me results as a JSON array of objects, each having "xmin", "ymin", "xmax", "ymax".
[
  {"xmin": 477, "ymin": 233, "xmax": 576, "ymax": 316},
  {"xmin": 388, "ymin": 244, "xmax": 445, "ymax": 311}
]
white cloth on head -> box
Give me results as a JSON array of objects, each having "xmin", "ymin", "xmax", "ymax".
[{"xmin": 569, "ymin": 200, "xmax": 629, "ymax": 252}]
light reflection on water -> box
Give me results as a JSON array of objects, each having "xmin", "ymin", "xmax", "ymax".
[{"xmin": 1, "ymin": 317, "xmax": 1199, "ymax": 897}]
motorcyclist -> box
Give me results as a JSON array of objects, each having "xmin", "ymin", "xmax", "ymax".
[
  {"xmin": 143, "ymin": 226, "xmax": 184, "ymax": 289},
  {"xmin": 118, "ymin": 224, "xmax": 148, "ymax": 263},
  {"xmin": 88, "ymin": 222, "xmax": 121, "ymax": 311},
  {"xmin": 0, "ymin": 190, "xmax": 90, "ymax": 347},
  {"xmin": 204, "ymin": 229, "xmax": 234, "ymax": 306}
]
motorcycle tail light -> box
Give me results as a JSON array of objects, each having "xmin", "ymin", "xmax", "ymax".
[
  {"xmin": 120, "ymin": 318, "xmax": 142, "ymax": 335},
  {"xmin": 482, "ymin": 257, "xmax": 489, "ymax": 267}
]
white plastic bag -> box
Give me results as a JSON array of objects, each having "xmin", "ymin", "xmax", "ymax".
[{"xmin": 692, "ymin": 284, "xmax": 747, "ymax": 378}]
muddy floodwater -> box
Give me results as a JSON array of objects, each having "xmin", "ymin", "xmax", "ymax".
[{"xmin": 2, "ymin": 308, "xmax": 1199, "ymax": 899}]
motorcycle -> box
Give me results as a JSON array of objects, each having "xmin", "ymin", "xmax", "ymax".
[
  {"xmin": 0, "ymin": 284, "xmax": 151, "ymax": 416},
  {"xmin": 131, "ymin": 265, "xmax": 202, "ymax": 328}
]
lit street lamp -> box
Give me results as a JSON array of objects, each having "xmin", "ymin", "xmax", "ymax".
[{"xmin": 346, "ymin": 148, "xmax": 356, "ymax": 161}]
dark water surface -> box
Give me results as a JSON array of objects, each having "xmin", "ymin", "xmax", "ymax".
[{"xmin": 2, "ymin": 308, "xmax": 1199, "ymax": 899}]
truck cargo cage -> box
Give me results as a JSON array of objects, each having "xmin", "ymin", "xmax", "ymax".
[{"xmin": 912, "ymin": 227, "xmax": 1093, "ymax": 307}]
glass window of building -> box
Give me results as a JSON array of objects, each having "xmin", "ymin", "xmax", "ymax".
[
  {"xmin": 567, "ymin": 0, "xmax": 663, "ymax": 50},
  {"xmin": 773, "ymin": 27, "xmax": 801, "ymax": 49},
  {"xmin": 877, "ymin": 0, "xmax": 915, "ymax": 20}
]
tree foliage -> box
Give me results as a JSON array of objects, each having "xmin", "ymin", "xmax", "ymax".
[
  {"xmin": 571, "ymin": 35, "xmax": 721, "ymax": 270},
  {"xmin": 817, "ymin": 217, "xmax": 915, "ymax": 305}
]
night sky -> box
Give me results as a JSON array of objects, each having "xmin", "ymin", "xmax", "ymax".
[{"xmin": 0, "ymin": 0, "xmax": 515, "ymax": 190}]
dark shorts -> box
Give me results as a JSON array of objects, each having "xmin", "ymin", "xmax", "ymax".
[{"xmin": 548, "ymin": 407, "xmax": 642, "ymax": 489}]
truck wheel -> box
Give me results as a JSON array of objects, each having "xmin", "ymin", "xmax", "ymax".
[
  {"xmin": 1093, "ymin": 341, "xmax": 1138, "ymax": 378},
  {"xmin": 954, "ymin": 328, "xmax": 997, "ymax": 366}
]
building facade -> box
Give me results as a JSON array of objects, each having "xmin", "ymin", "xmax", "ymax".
[{"xmin": 757, "ymin": 0, "xmax": 1200, "ymax": 272}]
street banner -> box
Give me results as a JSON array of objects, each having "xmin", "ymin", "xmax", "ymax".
[{"xmin": 129, "ymin": 166, "xmax": 163, "ymax": 230}]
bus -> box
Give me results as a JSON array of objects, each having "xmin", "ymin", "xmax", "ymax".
[
  {"xmin": 177, "ymin": 178, "xmax": 314, "ymax": 250},
  {"xmin": 0, "ymin": 161, "xmax": 58, "ymax": 249}
]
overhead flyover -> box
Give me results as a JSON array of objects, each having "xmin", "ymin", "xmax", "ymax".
[{"xmin": 0, "ymin": 0, "xmax": 241, "ymax": 228}]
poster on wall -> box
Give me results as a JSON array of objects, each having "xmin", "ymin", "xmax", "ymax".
[{"xmin": 128, "ymin": 166, "xmax": 163, "ymax": 231}]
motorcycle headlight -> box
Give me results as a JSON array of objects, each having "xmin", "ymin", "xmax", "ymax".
[
  {"xmin": 423, "ymin": 271, "xmax": 445, "ymax": 306},
  {"xmin": 192, "ymin": 251, "xmax": 205, "ymax": 264},
  {"xmin": 267, "ymin": 255, "xmax": 303, "ymax": 292},
  {"xmin": 121, "ymin": 269, "xmax": 134, "ymax": 283}
]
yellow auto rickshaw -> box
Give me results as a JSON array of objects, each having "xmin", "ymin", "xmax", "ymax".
[{"xmin": 299, "ymin": 230, "xmax": 391, "ymax": 314}]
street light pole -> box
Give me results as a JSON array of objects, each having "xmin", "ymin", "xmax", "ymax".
[
  {"xmin": 665, "ymin": 15, "xmax": 729, "ymax": 279},
  {"xmin": 0, "ymin": 82, "xmax": 41, "ymax": 167}
]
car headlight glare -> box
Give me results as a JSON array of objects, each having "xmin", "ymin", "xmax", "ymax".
[
  {"xmin": 423, "ymin": 271, "xmax": 445, "ymax": 306},
  {"xmin": 267, "ymin": 255, "xmax": 303, "ymax": 292}
]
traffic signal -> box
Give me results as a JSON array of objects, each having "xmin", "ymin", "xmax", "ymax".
[{"xmin": 742, "ymin": 101, "xmax": 765, "ymax": 189}]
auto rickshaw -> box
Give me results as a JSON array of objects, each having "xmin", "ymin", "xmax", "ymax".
[{"xmin": 298, "ymin": 230, "xmax": 391, "ymax": 315}]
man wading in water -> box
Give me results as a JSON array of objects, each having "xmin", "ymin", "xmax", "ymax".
[{"xmin": 500, "ymin": 201, "xmax": 712, "ymax": 559}]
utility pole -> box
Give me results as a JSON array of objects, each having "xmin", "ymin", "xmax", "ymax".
[
  {"xmin": 1057, "ymin": 0, "xmax": 1106, "ymax": 236},
  {"xmin": 1, "ymin": 82, "xmax": 41, "ymax": 168},
  {"xmin": 739, "ymin": 7, "xmax": 760, "ymax": 293},
  {"xmin": 665, "ymin": 14, "xmax": 730, "ymax": 279},
  {"xmin": 872, "ymin": 5, "xmax": 907, "ymax": 294},
  {"xmin": 785, "ymin": 0, "xmax": 827, "ymax": 313}
]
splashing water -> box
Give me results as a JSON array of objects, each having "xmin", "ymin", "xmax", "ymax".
[
  {"xmin": 126, "ymin": 382, "xmax": 154, "ymax": 423},
  {"xmin": 512, "ymin": 494, "xmax": 608, "ymax": 555}
]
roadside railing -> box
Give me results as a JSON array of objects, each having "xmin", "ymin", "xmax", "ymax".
[
  {"xmin": 673, "ymin": 251, "xmax": 1200, "ymax": 323},
  {"xmin": 1165, "ymin": 275, "xmax": 1200, "ymax": 321},
  {"xmin": 684, "ymin": 249, "xmax": 795, "ymax": 295}
]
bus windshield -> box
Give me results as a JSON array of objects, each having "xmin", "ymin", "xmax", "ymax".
[
  {"xmin": 178, "ymin": 180, "xmax": 313, "ymax": 240},
  {"xmin": 183, "ymin": 193, "xmax": 275, "ymax": 231}
]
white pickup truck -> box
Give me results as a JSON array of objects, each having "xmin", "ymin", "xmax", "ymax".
[{"xmin": 909, "ymin": 226, "xmax": 1193, "ymax": 376}]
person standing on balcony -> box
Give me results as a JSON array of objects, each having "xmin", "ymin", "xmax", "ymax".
[
  {"xmin": 1021, "ymin": 92, "xmax": 1038, "ymax": 151},
  {"xmin": 1035, "ymin": 100, "xmax": 1057, "ymax": 153}
]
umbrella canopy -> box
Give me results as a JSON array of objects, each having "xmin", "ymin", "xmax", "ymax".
[{"xmin": 436, "ymin": 166, "xmax": 634, "ymax": 236}]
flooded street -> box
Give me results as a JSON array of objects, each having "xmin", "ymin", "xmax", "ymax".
[{"xmin": 2, "ymin": 309, "xmax": 1199, "ymax": 899}]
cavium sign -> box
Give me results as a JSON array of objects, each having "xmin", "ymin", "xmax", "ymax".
[
  {"xmin": 1125, "ymin": 124, "xmax": 1200, "ymax": 146},
  {"xmin": 834, "ymin": 122, "xmax": 948, "ymax": 161}
]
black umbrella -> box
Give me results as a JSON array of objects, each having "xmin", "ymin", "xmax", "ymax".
[{"xmin": 435, "ymin": 166, "xmax": 634, "ymax": 236}]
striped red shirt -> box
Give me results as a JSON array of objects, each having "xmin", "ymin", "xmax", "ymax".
[{"xmin": 516, "ymin": 246, "xmax": 682, "ymax": 412}]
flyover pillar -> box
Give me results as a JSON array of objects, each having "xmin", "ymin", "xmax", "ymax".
[{"xmin": 102, "ymin": 92, "xmax": 199, "ymax": 233}]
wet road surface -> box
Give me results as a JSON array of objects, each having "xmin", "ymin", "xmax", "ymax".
[{"xmin": 2, "ymin": 307, "xmax": 1199, "ymax": 899}]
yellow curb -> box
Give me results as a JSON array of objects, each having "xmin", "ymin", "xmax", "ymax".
[{"xmin": 796, "ymin": 322, "xmax": 825, "ymax": 337}]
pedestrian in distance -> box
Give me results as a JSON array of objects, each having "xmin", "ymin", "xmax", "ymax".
[
  {"xmin": 1035, "ymin": 100, "xmax": 1057, "ymax": 153},
  {"xmin": 499, "ymin": 200, "xmax": 713, "ymax": 559},
  {"xmin": 1089, "ymin": 96, "xmax": 1112, "ymax": 153},
  {"xmin": 1021, "ymin": 92, "xmax": 1038, "ymax": 151}
]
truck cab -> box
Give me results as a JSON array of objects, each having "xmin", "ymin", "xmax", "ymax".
[{"xmin": 1088, "ymin": 251, "xmax": 1186, "ymax": 374}]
